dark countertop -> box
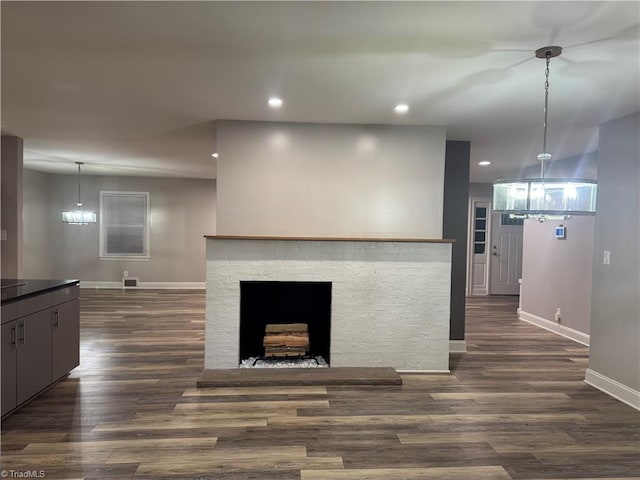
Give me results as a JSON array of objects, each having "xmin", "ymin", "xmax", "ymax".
[{"xmin": 1, "ymin": 279, "xmax": 80, "ymax": 304}]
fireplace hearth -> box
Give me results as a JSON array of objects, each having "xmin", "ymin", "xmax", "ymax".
[{"xmin": 239, "ymin": 281, "xmax": 332, "ymax": 365}]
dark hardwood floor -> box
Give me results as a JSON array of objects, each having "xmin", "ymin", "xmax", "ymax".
[{"xmin": 1, "ymin": 290, "xmax": 638, "ymax": 479}]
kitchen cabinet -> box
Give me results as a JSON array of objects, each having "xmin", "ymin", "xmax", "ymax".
[
  {"xmin": 52, "ymin": 298, "xmax": 80, "ymax": 381},
  {"xmin": 16, "ymin": 308, "xmax": 53, "ymax": 405},
  {"xmin": 1, "ymin": 279, "xmax": 79, "ymax": 417},
  {"xmin": 1, "ymin": 321, "xmax": 18, "ymax": 414}
]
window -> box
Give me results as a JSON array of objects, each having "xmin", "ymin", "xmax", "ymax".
[
  {"xmin": 473, "ymin": 206, "xmax": 487, "ymax": 254},
  {"xmin": 501, "ymin": 213, "xmax": 525, "ymax": 226},
  {"xmin": 100, "ymin": 192, "xmax": 149, "ymax": 258}
]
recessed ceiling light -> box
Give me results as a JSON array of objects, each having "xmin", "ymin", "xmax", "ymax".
[
  {"xmin": 211, "ymin": 152, "xmax": 219, "ymax": 158},
  {"xmin": 479, "ymin": 161, "xmax": 491, "ymax": 166},
  {"xmin": 394, "ymin": 103, "xmax": 409, "ymax": 114},
  {"xmin": 268, "ymin": 97, "xmax": 283, "ymax": 108}
]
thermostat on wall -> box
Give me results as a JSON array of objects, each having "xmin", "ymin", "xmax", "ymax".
[{"xmin": 555, "ymin": 225, "xmax": 566, "ymax": 239}]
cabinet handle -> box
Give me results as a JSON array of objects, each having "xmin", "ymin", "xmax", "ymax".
[
  {"xmin": 10, "ymin": 325, "xmax": 16, "ymax": 348},
  {"xmin": 53, "ymin": 309, "xmax": 60, "ymax": 328},
  {"xmin": 18, "ymin": 321, "xmax": 25, "ymax": 345}
]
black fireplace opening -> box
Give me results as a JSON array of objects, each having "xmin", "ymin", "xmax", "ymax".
[{"xmin": 239, "ymin": 281, "xmax": 332, "ymax": 364}]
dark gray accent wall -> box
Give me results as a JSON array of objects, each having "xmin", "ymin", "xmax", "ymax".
[
  {"xmin": 589, "ymin": 112, "xmax": 640, "ymax": 391},
  {"xmin": 443, "ymin": 140, "xmax": 470, "ymax": 341}
]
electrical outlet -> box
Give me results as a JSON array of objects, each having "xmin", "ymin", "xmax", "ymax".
[
  {"xmin": 554, "ymin": 308, "xmax": 561, "ymax": 323},
  {"xmin": 123, "ymin": 270, "xmax": 129, "ymax": 278},
  {"xmin": 0, "ymin": 230, "xmax": 6, "ymax": 241},
  {"xmin": 603, "ymin": 250, "xmax": 611, "ymax": 265}
]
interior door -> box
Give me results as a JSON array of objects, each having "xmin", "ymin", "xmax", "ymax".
[{"xmin": 490, "ymin": 213, "xmax": 523, "ymax": 295}]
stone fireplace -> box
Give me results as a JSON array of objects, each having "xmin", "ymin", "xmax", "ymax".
[{"xmin": 205, "ymin": 236, "xmax": 452, "ymax": 371}]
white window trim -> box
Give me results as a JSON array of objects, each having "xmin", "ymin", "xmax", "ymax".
[{"xmin": 99, "ymin": 191, "xmax": 150, "ymax": 260}]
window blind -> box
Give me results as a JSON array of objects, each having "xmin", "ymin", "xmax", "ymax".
[{"xmin": 101, "ymin": 192, "xmax": 149, "ymax": 256}]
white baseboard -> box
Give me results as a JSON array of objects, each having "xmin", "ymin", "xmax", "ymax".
[
  {"xmin": 140, "ymin": 282, "xmax": 205, "ymax": 289},
  {"xmin": 396, "ymin": 369, "xmax": 451, "ymax": 374},
  {"xmin": 80, "ymin": 281, "xmax": 122, "ymax": 289},
  {"xmin": 585, "ymin": 368, "xmax": 640, "ymax": 411},
  {"xmin": 471, "ymin": 288, "xmax": 488, "ymax": 296},
  {"xmin": 519, "ymin": 310, "xmax": 590, "ymax": 346},
  {"xmin": 449, "ymin": 340, "xmax": 467, "ymax": 353},
  {"xmin": 80, "ymin": 281, "xmax": 205, "ymax": 290}
]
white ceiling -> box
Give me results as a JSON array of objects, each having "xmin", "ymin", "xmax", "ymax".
[{"xmin": 1, "ymin": 1, "xmax": 638, "ymax": 183}]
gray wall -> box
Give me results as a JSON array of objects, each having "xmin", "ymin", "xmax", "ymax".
[
  {"xmin": 443, "ymin": 141, "xmax": 470, "ymax": 340},
  {"xmin": 216, "ymin": 120, "xmax": 447, "ymax": 238},
  {"xmin": 469, "ymin": 182, "xmax": 493, "ymax": 199},
  {"xmin": 1, "ymin": 135, "xmax": 23, "ymax": 278},
  {"xmin": 23, "ymin": 171, "xmax": 216, "ymax": 283},
  {"xmin": 520, "ymin": 151, "xmax": 598, "ymax": 180},
  {"xmin": 23, "ymin": 169, "xmax": 52, "ymax": 278},
  {"xmin": 589, "ymin": 112, "xmax": 640, "ymax": 391},
  {"xmin": 520, "ymin": 216, "xmax": 595, "ymax": 334}
]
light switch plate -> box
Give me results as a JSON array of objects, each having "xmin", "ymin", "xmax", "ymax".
[
  {"xmin": 0, "ymin": 230, "xmax": 7, "ymax": 241},
  {"xmin": 603, "ymin": 250, "xmax": 611, "ymax": 265}
]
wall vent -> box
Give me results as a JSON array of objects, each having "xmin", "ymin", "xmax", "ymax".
[{"xmin": 122, "ymin": 277, "xmax": 139, "ymax": 288}]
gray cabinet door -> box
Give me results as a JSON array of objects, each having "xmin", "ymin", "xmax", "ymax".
[
  {"xmin": 1, "ymin": 321, "xmax": 18, "ymax": 416},
  {"xmin": 16, "ymin": 309, "xmax": 52, "ymax": 405},
  {"xmin": 52, "ymin": 299, "xmax": 80, "ymax": 381}
]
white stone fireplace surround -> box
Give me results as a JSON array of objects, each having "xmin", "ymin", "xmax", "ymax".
[{"xmin": 205, "ymin": 236, "xmax": 452, "ymax": 372}]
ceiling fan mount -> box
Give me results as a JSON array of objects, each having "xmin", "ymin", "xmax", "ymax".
[{"xmin": 535, "ymin": 45, "xmax": 563, "ymax": 59}]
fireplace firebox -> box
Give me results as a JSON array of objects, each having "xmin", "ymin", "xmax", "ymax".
[{"xmin": 239, "ymin": 281, "xmax": 332, "ymax": 364}]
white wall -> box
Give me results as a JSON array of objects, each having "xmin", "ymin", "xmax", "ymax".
[
  {"xmin": 23, "ymin": 171, "xmax": 217, "ymax": 284},
  {"xmin": 519, "ymin": 216, "xmax": 595, "ymax": 342},
  {"xmin": 587, "ymin": 112, "xmax": 640, "ymax": 408},
  {"xmin": 216, "ymin": 120, "xmax": 446, "ymax": 238},
  {"xmin": 22, "ymin": 169, "xmax": 52, "ymax": 278}
]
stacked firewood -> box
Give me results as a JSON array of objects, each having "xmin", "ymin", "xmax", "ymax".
[{"xmin": 263, "ymin": 323, "xmax": 309, "ymax": 358}]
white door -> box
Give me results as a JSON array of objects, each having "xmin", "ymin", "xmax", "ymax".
[
  {"xmin": 470, "ymin": 201, "xmax": 490, "ymax": 295},
  {"xmin": 489, "ymin": 213, "xmax": 523, "ymax": 295}
]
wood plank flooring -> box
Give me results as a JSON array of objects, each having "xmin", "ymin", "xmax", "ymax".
[{"xmin": 1, "ymin": 290, "xmax": 638, "ymax": 479}]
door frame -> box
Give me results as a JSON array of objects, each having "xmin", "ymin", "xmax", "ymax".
[{"xmin": 466, "ymin": 197, "xmax": 492, "ymax": 296}]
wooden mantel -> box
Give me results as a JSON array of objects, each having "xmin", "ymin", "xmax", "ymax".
[{"xmin": 205, "ymin": 235, "xmax": 454, "ymax": 244}]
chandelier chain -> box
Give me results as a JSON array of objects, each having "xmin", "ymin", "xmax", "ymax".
[
  {"xmin": 76, "ymin": 161, "xmax": 83, "ymax": 207},
  {"xmin": 540, "ymin": 51, "xmax": 552, "ymax": 177}
]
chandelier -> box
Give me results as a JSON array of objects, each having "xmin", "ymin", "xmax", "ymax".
[
  {"xmin": 61, "ymin": 162, "xmax": 97, "ymax": 225},
  {"xmin": 492, "ymin": 46, "xmax": 597, "ymax": 221}
]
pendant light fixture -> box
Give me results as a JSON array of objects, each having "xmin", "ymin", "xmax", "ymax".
[
  {"xmin": 61, "ymin": 162, "xmax": 97, "ymax": 225},
  {"xmin": 492, "ymin": 46, "xmax": 597, "ymax": 221}
]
